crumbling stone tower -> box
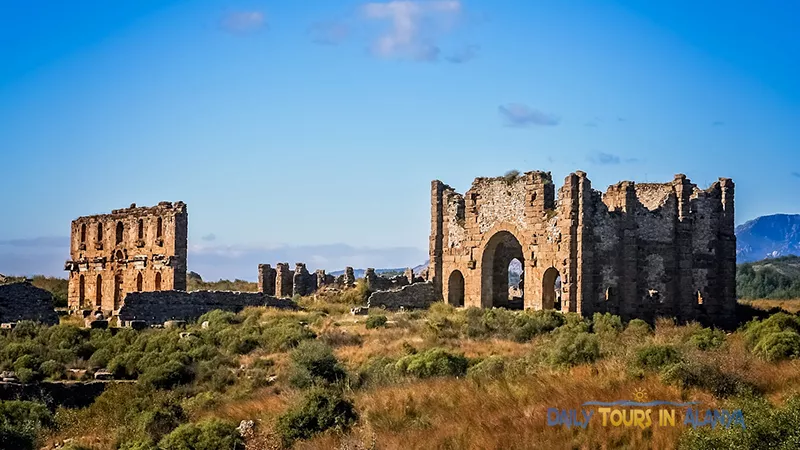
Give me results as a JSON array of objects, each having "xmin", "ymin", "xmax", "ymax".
[
  {"xmin": 429, "ymin": 171, "xmax": 737, "ymax": 328},
  {"xmin": 64, "ymin": 202, "xmax": 188, "ymax": 314}
]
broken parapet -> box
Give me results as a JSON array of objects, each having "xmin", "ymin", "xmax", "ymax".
[
  {"xmin": 366, "ymin": 281, "xmax": 437, "ymax": 311},
  {"xmin": 365, "ymin": 268, "xmax": 411, "ymax": 291},
  {"xmin": 293, "ymin": 263, "xmax": 314, "ymax": 297},
  {"xmin": 276, "ymin": 263, "xmax": 293, "ymax": 298},
  {"xmin": 118, "ymin": 290, "xmax": 298, "ymax": 326},
  {"xmin": 344, "ymin": 267, "xmax": 356, "ymax": 286},
  {"xmin": 258, "ymin": 264, "xmax": 277, "ymax": 295},
  {"xmin": 0, "ymin": 282, "xmax": 59, "ymax": 326}
]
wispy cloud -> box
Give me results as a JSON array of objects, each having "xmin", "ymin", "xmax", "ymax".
[
  {"xmin": 220, "ymin": 11, "xmax": 267, "ymax": 34},
  {"xmin": 792, "ymin": 171, "xmax": 800, "ymax": 179},
  {"xmin": 201, "ymin": 233, "xmax": 217, "ymax": 242},
  {"xmin": 309, "ymin": 20, "xmax": 349, "ymax": 45},
  {"xmin": 587, "ymin": 152, "xmax": 639, "ymax": 165},
  {"xmin": 446, "ymin": 44, "xmax": 479, "ymax": 63},
  {"xmin": 498, "ymin": 103, "xmax": 560, "ymax": 127},
  {"xmin": 361, "ymin": 0, "xmax": 462, "ymax": 61}
]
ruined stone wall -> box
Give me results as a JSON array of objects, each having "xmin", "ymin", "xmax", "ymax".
[
  {"xmin": 64, "ymin": 202, "xmax": 188, "ymax": 314},
  {"xmin": 430, "ymin": 170, "xmax": 737, "ymax": 328},
  {"xmin": 367, "ymin": 281, "xmax": 437, "ymax": 310},
  {"xmin": 118, "ymin": 290, "xmax": 297, "ymax": 326},
  {"xmin": 0, "ymin": 282, "xmax": 59, "ymax": 325}
]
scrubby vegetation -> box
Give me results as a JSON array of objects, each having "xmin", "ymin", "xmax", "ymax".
[
  {"xmin": 5, "ymin": 295, "xmax": 800, "ymax": 449},
  {"xmin": 737, "ymin": 255, "xmax": 800, "ymax": 299}
]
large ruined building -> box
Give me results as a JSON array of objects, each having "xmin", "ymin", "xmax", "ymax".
[
  {"xmin": 429, "ymin": 171, "xmax": 737, "ymax": 327},
  {"xmin": 64, "ymin": 202, "xmax": 188, "ymax": 314}
]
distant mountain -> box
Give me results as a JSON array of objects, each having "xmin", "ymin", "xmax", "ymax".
[{"xmin": 736, "ymin": 214, "xmax": 800, "ymax": 263}]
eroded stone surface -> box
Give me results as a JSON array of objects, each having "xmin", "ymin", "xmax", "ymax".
[{"xmin": 429, "ymin": 171, "xmax": 737, "ymax": 327}]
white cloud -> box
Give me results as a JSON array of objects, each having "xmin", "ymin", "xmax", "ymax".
[
  {"xmin": 220, "ymin": 11, "xmax": 267, "ymax": 34},
  {"xmin": 361, "ymin": 1, "xmax": 462, "ymax": 61}
]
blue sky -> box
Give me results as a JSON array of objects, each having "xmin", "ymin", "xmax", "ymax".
[{"xmin": 1, "ymin": 0, "xmax": 798, "ymax": 279}]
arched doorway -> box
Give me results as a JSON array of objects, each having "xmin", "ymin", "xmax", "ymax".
[
  {"xmin": 155, "ymin": 272, "xmax": 162, "ymax": 291},
  {"xmin": 113, "ymin": 273, "xmax": 123, "ymax": 310},
  {"xmin": 542, "ymin": 267, "xmax": 561, "ymax": 311},
  {"xmin": 78, "ymin": 275, "xmax": 85, "ymax": 308},
  {"xmin": 136, "ymin": 273, "xmax": 143, "ymax": 292},
  {"xmin": 95, "ymin": 274, "xmax": 103, "ymax": 307},
  {"xmin": 508, "ymin": 258, "xmax": 524, "ymax": 309},
  {"xmin": 481, "ymin": 231, "xmax": 524, "ymax": 309},
  {"xmin": 448, "ymin": 270, "xmax": 465, "ymax": 306}
]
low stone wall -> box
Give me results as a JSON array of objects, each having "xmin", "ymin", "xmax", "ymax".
[
  {"xmin": 0, "ymin": 380, "xmax": 117, "ymax": 408},
  {"xmin": 366, "ymin": 282, "xmax": 438, "ymax": 310},
  {"xmin": 0, "ymin": 282, "xmax": 59, "ymax": 326},
  {"xmin": 118, "ymin": 290, "xmax": 298, "ymax": 326}
]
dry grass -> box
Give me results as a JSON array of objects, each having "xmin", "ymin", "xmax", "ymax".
[{"xmin": 743, "ymin": 298, "xmax": 800, "ymax": 314}]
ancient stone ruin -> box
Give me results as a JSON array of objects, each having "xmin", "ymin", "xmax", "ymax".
[
  {"xmin": 0, "ymin": 282, "xmax": 59, "ymax": 326},
  {"xmin": 63, "ymin": 202, "xmax": 188, "ymax": 315},
  {"xmin": 257, "ymin": 264, "xmax": 354, "ymax": 296},
  {"xmin": 429, "ymin": 171, "xmax": 737, "ymax": 327}
]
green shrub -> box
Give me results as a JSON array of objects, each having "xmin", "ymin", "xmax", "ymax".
[
  {"xmin": 743, "ymin": 313, "xmax": 800, "ymax": 348},
  {"xmin": 592, "ymin": 313, "xmax": 623, "ymax": 335},
  {"xmin": 40, "ymin": 360, "xmax": 66, "ymax": 380},
  {"xmin": 679, "ymin": 395, "xmax": 800, "ymax": 449},
  {"xmin": 197, "ymin": 310, "xmax": 240, "ymax": 327},
  {"xmin": 661, "ymin": 361, "xmax": 755, "ymax": 398},
  {"xmin": 547, "ymin": 330, "xmax": 601, "ymax": 367},
  {"xmin": 365, "ymin": 315, "xmax": 388, "ymax": 329},
  {"xmin": 752, "ymin": 330, "xmax": 800, "ymax": 362},
  {"xmin": 357, "ymin": 356, "xmax": 401, "ymax": 387},
  {"xmin": 159, "ymin": 419, "xmax": 243, "ymax": 450},
  {"xmin": 467, "ymin": 356, "xmax": 506, "ymax": 380},
  {"xmin": 289, "ymin": 341, "xmax": 347, "ymax": 388},
  {"xmin": 688, "ymin": 327, "xmax": 726, "ymax": 351},
  {"xmin": 395, "ymin": 348, "xmax": 468, "ymax": 378},
  {"xmin": 635, "ymin": 344, "xmax": 682, "ymax": 371},
  {"xmin": 275, "ymin": 388, "xmax": 358, "ymax": 446},
  {"xmin": 139, "ymin": 361, "xmax": 194, "ymax": 390},
  {"xmin": 624, "ymin": 319, "xmax": 652, "ymax": 336},
  {"xmin": 0, "ymin": 400, "xmax": 53, "ymax": 450}
]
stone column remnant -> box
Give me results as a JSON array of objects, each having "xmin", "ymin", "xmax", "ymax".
[
  {"xmin": 275, "ymin": 263, "xmax": 293, "ymax": 298},
  {"xmin": 293, "ymin": 263, "xmax": 313, "ymax": 297},
  {"xmin": 344, "ymin": 267, "xmax": 355, "ymax": 286},
  {"xmin": 258, "ymin": 264, "xmax": 276, "ymax": 295}
]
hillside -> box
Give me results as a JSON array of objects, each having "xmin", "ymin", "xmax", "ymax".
[
  {"xmin": 737, "ymin": 255, "xmax": 800, "ymax": 299},
  {"xmin": 736, "ymin": 214, "xmax": 800, "ymax": 262}
]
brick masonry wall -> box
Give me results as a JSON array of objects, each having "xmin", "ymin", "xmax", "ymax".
[
  {"xmin": 431, "ymin": 170, "xmax": 737, "ymax": 328},
  {"xmin": 117, "ymin": 290, "xmax": 297, "ymax": 326},
  {"xmin": 0, "ymin": 282, "xmax": 59, "ymax": 325}
]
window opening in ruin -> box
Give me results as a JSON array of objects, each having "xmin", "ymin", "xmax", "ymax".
[
  {"xmin": 136, "ymin": 273, "xmax": 143, "ymax": 292},
  {"xmin": 97, "ymin": 223, "xmax": 103, "ymax": 242},
  {"xmin": 79, "ymin": 275, "xmax": 85, "ymax": 307},
  {"xmin": 157, "ymin": 217, "xmax": 163, "ymax": 238},
  {"xmin": 481, "ymin": 230, "xmax": 524, "ymax": 309},
  {"xmin": 448, "ymin": 270, "xmax": 465, "ymax": 307},
  {"xmin": 80, "ymin": 224, "xmax": 86, "ymax": 242},
  {"xmin": 113, "ymin": 273, "xmax": 123, "ymax": 310},
  {"xmin": 116, "ymin": 222, "xmax": 124, "ymax": 245},
  {"xmin": 697, "ymin": 291, "xmax": 704, "ymax": 305},
  {"xmin": 138, "ymin": 219, "xmax": 144, "ymax": 240},
  {"xmin": 155, "ymin": 272, "xmax": 162, "ymax": 291},
  {"xmin": 508, "ymin": 258, "xmax": 524, "ymax": 309},
  {"xmin": 95, "ymin": 274, "xmax": 102, "ymax": 307},
  {"xmin": 605, "ymin": 287, "xmax": 613, "ymax": 301},
  {"xmin": 542, "ymin": 267, "xmax": 561, "ymax": 311}
]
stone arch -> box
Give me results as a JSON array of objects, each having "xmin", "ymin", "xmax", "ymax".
[
  {"xmin": 137, "ymin": 219, "xmax": 144, "ymax": 240},
  {"xmin": 480, "ymin": 229, "xmax": 524, "ymax": 308},
  {"xmin": 155, "ymin": 272, "xmax": 162, "ymax": 291},
  {"xmin": 80, "ymin": 224, "xmax": 86, "ymax": 243},
  {"xmin": 95, "ymin": 274, "xmax": 103, "ymax": 307},
  {"xmin": 447, "ymin": 270, "xmax": 465, "ymax": 307},
  {"xmin": 113, "ymin": 273, "xmax": 123, "ymax": 310},
  {"xmin": 136, "ymin": 272, "xmax": 143, "ymax": 292},
  {"xmin": 97, "ymin": 222, "xmax": 103, "ymax": 242},
  {"xmin": 542, "ymin": 267, "xmax": 561, "ymax": 310},
  {"xmin": 156, "ymin": 217, "xmax": 163, "ymax": 238}
]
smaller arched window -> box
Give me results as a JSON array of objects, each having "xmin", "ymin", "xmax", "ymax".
[
  {"xmin": 696, "ymin": 291, "xmax": 704, "ymax": 305},
  {"xmin": 156, "ymin": 217, "xmax": 163, "ymax": 239},
  {"xmin": 138, "ymin": 219, "xmax": 144, "ymax": 240},
  {"xmin": 116, "ymin": 222, "xmax": 124, "ymax": 245},
  {"xmin": 80, "ymin": 224, "xmax": 86, "ymax": 243},
  {"xmin": 136, "ymin": 273, "xmax": 143, "ymax": 292},
  {"xmin": 97, "ymin": 223, "xmax": 103, "ymax": 242},
  {"xmin": 155, "ymin": 272, "xmax": 162, "ymax": 291},
  {"xmin": 605, "ymin": 287, "xmax": 613, "ymax": 301}
]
